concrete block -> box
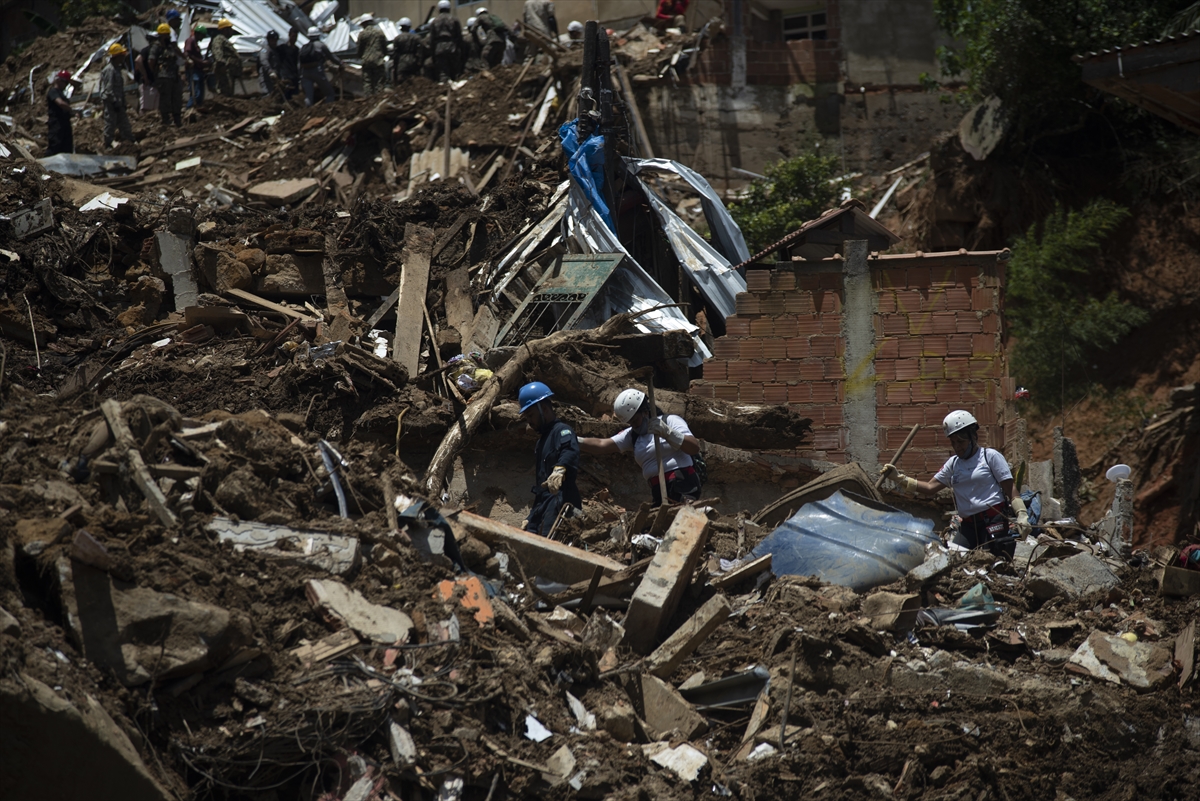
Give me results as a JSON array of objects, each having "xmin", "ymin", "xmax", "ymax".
[
  {"xmin": 647, "ymin": 594, "xmax": 732, "ymax": 678},
  {"xmin": 600, "ymin": 700, "xmax": 638, "ymax": 742},
  {"xmin": 248, "ymin": 178, "xmax": 319, "ymax": 206},
  {"xmin": 1027, "ymin": 551, "xmax": 1120, "ymax": 601},
  {"xmin": 1067, "ymin": 631, "xmax": 1175, "ymax": 691},
  {"xmin": 905, "ymin": 549, "xmax": 951, "ymax": 589},
  {"xmin": 888, "ymin": 661, "xmax": 1010, "ymax": 696},
  {"xmin": 639, "ymin": 674, "xmax": 708, "ymax": 740},
  {"xmin": 305, "ymin": 579, "xmax": 413, "ymax": 644},
  {"xmin": 1160, "ymin": 565, "xmax": 1200, "ymax": 597},
  {"xmin": 207, "ymin": 517, "xmax": 360, "ymax": 576},
  {"xmin": 623, "ymin": 507, "xmax": 710, "ymax": 654},
  {"xmin": 450, "ymin": 510, "xmax": 624, "ymax": 585}
]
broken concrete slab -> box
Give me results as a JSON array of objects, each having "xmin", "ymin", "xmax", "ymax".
[
  {"xmin": 1027, "ymin": 551, "xmax": 1121, "ymax": 601},
  {"xmin": 646, "ymin": 593, "xmax": 732, "ymax": 678},
  {"xmin": 57, "ymin": 558, "xmax": 251, "ymax": 687},
  {"xmin": 861, "ymin": 591, "xmax": 921, "ymax": 631},
  {"xmin": 389, "ymin": 719, "xmax": 418, "ymax": 768},
  {"xmin": 207, "ymin": 517, "xmax": 361, "ymax": 576},
  {"xmin": 306, "ymin": 579, "xmax": 413, "ymax": 644},
  {"xmin": 600, "ymin": 700, "xmax": 638, "ymax": 742},
  {"xmin": 0, "ymin": 673, "xmax": 172, "ymax": 801},
  {"xmin": 888, "ymin": 661, "xmax": 1011, "ymax": 696},
  {"xmin": 623, "ymin": 506, "xmax": 710, "ymax": 654},
  {"xmin": 905, "ymin": 549, "xmax": 952, "ymax": 589},
  {"xmin": 644, "ymin": 742, "xmax": 708, "ymax": 782},
  {"xmin": 1159, "ymin": 565, "xmax": 1200, "ymax": 597},
  {"xmin": 450, "ymin": 510, "xmax": 624, "ymax": 585},
  {"xmin": 1067, "ymin": 631, "xmax": 1175, "ymax": 691},
  {"xmin": 156, "ymin": 206, "xmax": 198, "ymax": 309},
  {"xmin": 638, "ymin": 674, "xmax": 708, "ymax": 740},
  {"xmin": 248, "ymin": 177, "xmax": 319, "ymax": 206}
]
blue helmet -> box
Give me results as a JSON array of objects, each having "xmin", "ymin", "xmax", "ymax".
[
  {"xmin": 518, "ymin": 381, "xmax": 553, "ymax": 413},
  {"xmin": 166, "ymin": 8, "xmax": 181, "ymax": 20}
]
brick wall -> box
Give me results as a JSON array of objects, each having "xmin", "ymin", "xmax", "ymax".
[
  {"xmin": 690, "ymin": 251, "xmax": 1009, "ymax": 473},
  {"xmin": 692, "ymin": 1, "xmax": 843, "ymax": 86}
]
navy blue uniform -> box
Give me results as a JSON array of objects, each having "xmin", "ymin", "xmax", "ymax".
[{"xmin": 526, "ymin": 419, "xmax": 582, "ymax": 537}]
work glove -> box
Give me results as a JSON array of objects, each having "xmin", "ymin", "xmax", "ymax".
[
  {"xmin": 648, "ymin": 417, "xmax": 685, "ymax": 450},
  {"xmin": 881, "ymin": 463, "xmax": 918, "ymax": 493},
  {"xmin": 542, "ymin": 465, "xmax": 566, "ymax": 493},
  {"xmin": 1011, "ymin": 496, "xmax": 1031, "ymax": 538}
]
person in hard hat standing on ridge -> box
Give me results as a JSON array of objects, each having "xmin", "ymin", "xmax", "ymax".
[
  {"xmin": 518, "ymin": 382, "xmax": 582, "ymax": 537},
  {"xmin": 579, "ymin": 388, "xmax": 703, "ymax": 507},
  {"xmin": 473, "ymin": 7, "xmax": 508, "ymax": 68},
  {"xmin": 430, "ymin": 0, "xmax": 462, "ymax": 81},
  {"xmin": 45, "ymin": 70, "xmax": 74, "ymax": 156},
  {"xmin": 299, "ymin": 26, "xmax": 342, "ymax": 105},
  {"xmin": 462, "ymin": 18, "xmax": 485, "ymax": 74},
  {"xmin": 356, "ymin": 16, "xmax": 388, "ymax": 96},
  {"xmin": 149, "ymin": 23, "xmax": 184, "ymax": 126},
  {"xmin": 392, "ymin": 18, "xmax": 425, "ymax": 83},
  {"xmin": 275, "ymin": 28, "xmax": 302, "ymax": 100},
  {"xmin": 184, "ymin": 24, "xmax": 211, "ymax": 109},
  {"xmin": 99, "ymin": 44, "xmax": 135, "ymax": 150},
  {"xmin": 560, "ymin": 20, "xmax": 584, "ymax": 45},
  {"xmin": 881, "ymin": 410, "xmax": 1030, "ymax": 560},
  {"xmin": 165, "ymin": 8, "xmax": 183, "ymax": 40},
  {"xmin": 211, "ymin": 19, "xmax": 243, "ymax": 96}
]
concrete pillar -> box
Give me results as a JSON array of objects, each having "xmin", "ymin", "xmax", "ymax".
[
  {"xmin": 1112, "ymin": 478, "xmax": 1133, "ymax": 558},
  {"xmin": 841, "ymin": 239, "xmax": 877, "ymax": 468},
  {"xmin": 730, "ymin": 0, "xmax": 746, "ymax": 89}
]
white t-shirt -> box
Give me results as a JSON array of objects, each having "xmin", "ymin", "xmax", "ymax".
[
  {"xmin": 610, "ymin": 414, "xmax": 694, "ymax": 479},
  {"xmin": 933, "ymin": 447, "xmax": 1012, "ymax": 517}
]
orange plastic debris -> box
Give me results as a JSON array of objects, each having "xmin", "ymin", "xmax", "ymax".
[{"xmin": 435, "ymin": 576, "xmax": 495, "ymax": 626}]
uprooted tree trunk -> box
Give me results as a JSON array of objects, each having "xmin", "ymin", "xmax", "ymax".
[
  {"xmin": 422, "ymin": 313, "xmax": 640, "ymax": 497},
  {"xmin": 526, "ymin": 351, "xmax": 814, "ymax": 450}
]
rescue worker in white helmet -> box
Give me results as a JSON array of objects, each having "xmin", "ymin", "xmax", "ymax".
[
  {"xmin": 580, "ymin": 388, "xmax": 702, "ymax": 507},
  {"xmin": 881, "ymin": 410, "xmax": 1030, "ymax": 559},
  {"xmin": 518, "ymin": 382, "xmax": 582, "ymax": 537}
]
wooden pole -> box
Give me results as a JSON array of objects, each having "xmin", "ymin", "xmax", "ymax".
[
  {"xmin": 875, "ymin": 423, "xmax": 921, "ymax": 489},
  {"xmin": 443, "ymin": 88, "xmax": 451, "ymax": 182},
  {"xmin": 615, "ymin": 62, "xmax": 654, "ymax": 159},
  {"xmin": 645, "ymin": 379, "xmax": 668, "ymax": 504}
]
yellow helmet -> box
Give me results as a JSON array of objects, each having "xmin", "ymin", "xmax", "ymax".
[
  {"xmin": 108, "ymin": 43, "xmax": 128, "ymax": 56},
  {"xmin": 217, "ymin": 18, "xmax": 234, "ymax": 29},
  {"xmin": 156, "ymin": 23, "xmax": 171, "ymax": 35}
]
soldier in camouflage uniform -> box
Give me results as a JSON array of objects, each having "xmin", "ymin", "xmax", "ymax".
[
  {"xmin": 392, "ymin": 18, "xmax": 426, "ymax": 83},
  {"xmin": 356, "ymin": 16, "xmax": 388, "ymax": 96},
  {"xmin": 100, "ymin": 43, "xmax": 135, "ymax": 149},
  {"xmin": 211, "ymin": 19, "xmax": 244, "ymax": 97},
  {"xmin": 148, "ymin": 24, "xmax": 184, "ymax": 126}
]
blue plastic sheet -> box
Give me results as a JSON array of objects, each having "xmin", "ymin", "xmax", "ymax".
[
  {"xmin": 559, "ymin": 120, "xmax": 614, "ymax": 232},
  {"xmin": 751, "ymin": 490, "xmax": 939, "ymax": 592}
]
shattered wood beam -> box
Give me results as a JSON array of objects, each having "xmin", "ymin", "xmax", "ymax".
[
  {"xmin": 394, "ymin": 224, "xmax": 435, "ymax": 377},
  {"xmin": 451, "ymin": 511, "xmax": 624, "ymax": 584},
  {"xmin": 100, "ymin": 400, "xmax": 178, "ymax": 528},
  {"xmin": 422, "ymin": 313, "xmax": 638, "ymax": 497}
]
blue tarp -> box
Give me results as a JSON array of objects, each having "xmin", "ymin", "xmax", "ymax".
[
  {"xmin": 751, "ymin": 490, "xmax": 939, "ymax": 592},
  {"xmin": 559, "ymin": 120, "xmax": 614, "ymax": 232}
]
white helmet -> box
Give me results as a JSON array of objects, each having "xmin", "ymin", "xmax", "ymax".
[
  {"xmin": 943, "ymin": 410, "xmax": 978, "ymax": 437},
  {"xmin": 466, "ymin": 16, "xmax": 477, "ymax": 28},
  {"xmin": 475, "ymin": 6, "xmax": 487, "ymax": 14},
  {"xmin": 437, "ymin": 0, "xmax": 451, "ymax": 10},
  {"xmin": 567, "ymin": 20, "xmax": 584, "ymax": 32},
  {"xmin": 613, "ymin": 388, "xmax": 646, "ymax": 424},
  {"xmin": 307, "ymin": 26, "xmax": 322, "ymax": 38},
  {"xmin": 399, "ymin": 16, "xmax": 412, "ymax": 27}
]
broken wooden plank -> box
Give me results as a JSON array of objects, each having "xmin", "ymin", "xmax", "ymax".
[
  {"xmin": 394, "ymin": 224, "xmax": 434, "ymax": 377},
  {"xmin": 129, "ymin": 449, "xmax": 179, "ymax": 528},
  {"xmin": 623, "ymin": 506, "xmax": 710, "ymax": 654},
  {"xmin": 433, "ymin": 213, "xmax": 472, "ymax": 261},
  {"xmin": 364, "ymin": 285, "xmax": 402, "ymax": 331},
  {"xmin": 224, "ymin": 287, "xmax": 317, "ymax": 321},
  {"xmin": 546, "ymin": 557, "xmax": 652, "ymax": 605},
  {"xmin": 711, "ymin": 553, "xmax": 772, "ymax": 591},
  {"xmin": 444, "ymin": 266, "xmax": 474, "ymax": 345},
  {"xmin": 1177, "ymin": 619, "xmax": 1195, "ymax": 689},
  {"xmin": 291, "ymin": 629, "xmax": 361, "ymax": 666},
  {"xmin": 645, "ymin": 593, "xmax": 732, "ymax": 678},
  {"xmin": 450, "ymin": 510, "xmax": 624, "ymax": 585}
]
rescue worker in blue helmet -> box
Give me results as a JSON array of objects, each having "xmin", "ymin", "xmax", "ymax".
[
  {"xmin": 881, "ymin": 410, "xmax": 1030, "ymax": 559},
  {"xmin": 518, "ymin": 382, "xmax": 582, "ymax": 537}
]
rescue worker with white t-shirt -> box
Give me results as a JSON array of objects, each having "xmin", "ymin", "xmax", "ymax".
[
  {"xmin": 580, "ymin": 388, "xmax": 703, "ymax": 507},
  {"xmin": 881, "ymin": 410, "xmax": 1030, "ymax": 559}
]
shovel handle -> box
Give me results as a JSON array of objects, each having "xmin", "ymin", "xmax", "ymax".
[{"xmin": 875, "ymin": 423, "xmax": 921, "ymax": 489}]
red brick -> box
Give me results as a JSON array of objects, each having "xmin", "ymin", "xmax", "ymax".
[
  {"xmin": 920, "ymin": 357, "xmax": 945, "ymax": 378},
  {"xmin": 944, "ymin": 287, "xmax": 972, "ymax": 310},
  {"xmin": 962, "ymin": 381, "xmax": 990, "ymax": 402},
  {"xmin": 924, "ymin": 404, "xmax": 952, "ymax": 427},
  {"xmin": 813, "ymin": 290, "xmax": 842, "ymax": 313},
  {"xmin": 886, "ymin": 382, "xmax": 911, "ymax": 404},
  {"xmin": 776, "ymin": 361, "xmax": 801, "ymax": 382},
  {"xmin": 930, "ymin": 312, "xmax": 957, "ymax": 334},
  {"xmin": 735, "ymin": 294, "xmax": 760, "ymax": 316},
  {"xmin": 796, "ymin": 315, "xmax": 822, "ymax": 335},
  {"xmin": 773, "ymin": 316, "xmax": 799, "ymax": 338},
  {"xmin": 811, "ymin": 429, "xmax": 841, "ymax": 450},
  {"xmin": 876, "ymin": 292, "xmax": 896, "ymax": 314},
  {"xmin": 811, "ymin": 382, "xmax": 839, "ymax": 404},
  {"xmin": 900, "ymin": 406, "xmax": 925, "ymax": 425},
  {"xmin": 896, "ymin": 358, "xmax": 920, "ymax": 380},
  {"xmin": 788, "ymin": 383, "xmax": 811, "ymax": 403},
  {"xmin": 913, "ymin": 427, "xmax": 943, "ymax": 449},
  {"xmin": 763, "ymin": 383, "xmax": 789, "ymax": 404},
  {"xmin": 821, "ymin": 313, "xmax": 844, "ymax": 335},
  {"xmin": 882, "ymin": 315, "xmax": 908, "ymax": 336},
  {"xmin": 936, "ymin": 381, "xmax": 961, "ymax": 404},
  {"xmin": 956, "ymin": 312, "xmax": 983, "ymax": 333},
  {"xmin": 798, "ymin": 360, "xmax": 824, "ymax": 380},
  {"xmin": 713, "ymin": 383, "xmax": 738, "ymax": 401},
  {"xmin": 969, "ymin": 358, "xmax": 996, "ymax": 379},
  {"xmin": 876, "ymin": 338, "xmax": 899, "ymax": 359},
  {"xmin": 824, "ymin": 405, "xmax": 843, "ymax": 426},
  {"xmin": 875, "ymin": 359, "xmax": 897, "ymax": 381},
  {"xmin": 922, "ymin": 335, "xmax": 949, "ymax": 356},
  {"xmin": 877, "ymin": 405, "xmax": 903, "ymax": 426},
  {"xmin": 785, "ymin": 293, "xmax": 815, "ymax": 314},
  {"xmin": 749, "ymin": 317, "xmax": 773, "ymax": 337},
  {"xmin": 972, "ymin": 334, "xmax": 995, "ymax": 355},
  {"xmin": 898, "ymin": 337, "xmax": 923, "ymax": 358},
  {"xmin": 874, "ymin": 268, "xmax": 902, "ymax": 290},
  {"xmin": 975, "ymin": 399, "xmax": 997, "ymax": 425},
  {"xmin": 908, "ymin": 315, "xmax": 933, "ymax": 336},
  {"xmin": 894, "ymin": 291, "xmax": 922, "ymax": 314},
  {"xmin": 740, "ymin": 383, "xmax": 764, "ymax": 403},
  {"xmin": 762, "ymin": 338, "xmax": 788, "ymax": 360},
  {"xmin": 911, "ymin": 381, "xmax": 937, "ymax": 403},
  {"xmin": 824, "ymin": 451, "xmax": 848, "ymax": 465},
  {"xmin": 876, "ymin": 383, "xmax": 888, "ymax": 405},
  {"xmin": 883, "ymin": 426, "xmax": 916, "ymax": 449},
  {"xmin": 760, "ymin": 293, "xmax": 785, "ymax": 315},
  {"xmin": 771, "ymin": 271, "xmax": 796, "ymax": 291},
  {"xmin": 810, "ymin": 336, "xmax": 838, "ymax": 358},
  {"xmin": 957, "ymin": 266, "xmax": 979, "ymax": 287},
  {"xmin": 931, "ymin": 267, "xmax": 957, "ymax": 288},
  {"xmin": 725, "ymin": 318, "xmax": 751, "ymax": 337},
  {"xmin": 739, "ymin": 339, "xmax": 763, "ymax": 359},
  {"xmin": 691, "ymin": 382, "xmax": 714, "ymax": 399},
  {"xmin": 824, "ymin": 359, "xmax": 845, "ymax": 379},
  {"xmin": 751, "ymin": 362, "xmax": 776, "ymax": 382},
  {"xmin": 980, "ymin": 313, "xmax": 998, "ymax": 333},
  {"xmin": 703, "ymin": 360, "xmax": 727, "ymax": 381},
  {"xmin": 972, "ymin": 287, "xmax": 995, "ymax": 311},
  {"xmin": 746, "ymin": 270, "xmax": 772, "ymax": 292},
  {"xmin": 924, "ymin": 291, "xmax": 948, "ymax": 312},
  {"xmin": 907, "ymin": 266, "xmax": 931, "ymax": 288},
  {"xmin": 945, "ymin": 357, "xmax": 970, "ymax": 379},
  {"xmin": 797, "ymin": 274, "xmax": 821, "ymax": 293},
  {"xmin": 712, "ymin": 339, "xmax": 740, "ymax": 359},
  {"xmin": 947, "ymin": 334, "xmax": 973, "ymax": 356},
  {"xmin": 786, "ymin": 338, "xmax": 810, "ymax": 359},
  {"xmin": 818, "ymin": 273, "xmax": 842, "ymax": 291},
  {"xmin": 727, "ymin": 361, "xmax": 753, "ymax": 382}
]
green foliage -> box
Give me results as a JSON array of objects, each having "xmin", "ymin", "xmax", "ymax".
[
  {"xmin": 932, "ymin": 0, "xmax": 1192, "ymax": 141},
  {"xmin": 728, "ymin": 152, "xmax": 846, "ymax": 254},
  {"xmin": 1007, "ymin": 200, "xmax": 1148, "ymax": 410},
  {"xmin": 52, "ymin": 0, "xmax": 128, "ymax": 30}
]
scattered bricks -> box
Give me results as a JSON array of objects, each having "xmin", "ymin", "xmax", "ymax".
[
  {"xmin": 623, "ymin": 507, "xmax": 710, "ymax": 654},
  {"xmin": 908, "ymin": 315, "xmax": 933, "ymax": 336},
  {"xmin": 947, "ymin": 334, "xmax": 973, "ymax": 356},
  {"xmin": 972, "ymin": 333, "xmax": 996, "ymax": 355},
  {"xmin": 726, "ymin": 319, "xmax": 751, "ymax": 337},
  {"xmin": 740, "ymin": 383, "xmax": 765, "ymax": 402},
  {"xmin": 898, "ymin": 337, "xmax": 923, "ymax": 358},
  {"xmin": 907, "ymin": 266, "xmax": 931, "ymax": 288},
  {"xmin": 923, "ymin": 335, "xmax": 949, "ymax": 356},
  {"xmin": 799, "ymin": 360, "xmax": 825, "ymax": 380},
  {"xmin": 703, "ymin": 361, "xmax": 727, "ymax": 381},
  {"xmin": 746, "ymin": 270, "xmax": 772, "ymax": 292},
  {"xmin": 931, "ymin": 312, "xmax": 957, "ymax": 334},
  {"xmin": 981, "ymin": 313, "xmax": 998, "ymax": 333},
  {"xmin": 750, "ymin": 363, "xmax": 776, "ymax": 382},
  {"xmin": 735, "ymin": 294, "xmax": 761, "ymax": 316},
  {"xmin": 776, "ymin": 361, "xmax": 801, "ymax": 382},
  {"xmin": 785, "ymin": 294, "xmax": 815, "ymax": 314},
  {"xmin": 763, "ymin": 383, "xmax": 788, "ymax": 404},
  {"xmin": 824, "ymin": 405, "xmax": 844, "ymax": 426},
  {"xmin": 962, "ymin": 381, "xmax": 989, "ymax": 403},
  {"xmin": 936, "ymin": 381, "xmax": 961, "ymax": 404},
  {"xmin": 713, "ymin": 384, "xmax": 738, "ymax": 401},
  {"xmin": 712, "ymin": 339, "xmax": 740, "ymax": 359},
  {"xmin": 886, "ymin": 382, "xmax": 911, "ymax": 404},
  {"xmin": 646, "ymin": 594, "xmax": 733, "ymax": 679},
  {"xmin": 823, "ymin": 360, "xmax": 845, "ymax": 379},
  {"xmin": 895, "ymin": 291, "xmax": 922, "ymax": 314},
  {"xmin": 762, "ymin": 339, "xmax": 788, "ymax": 360},
  {"xmin": 882, "ymin": 315, "xmax": 909, "ymax": 336},
  {"xmin": 875, "ymin": 360, "xmax": 897, "ymax": 381},
  {"xmin": 920, "ymin": 357, "xmax": 946, "ymax": 378},
  {"xmin": 782, "ymin": 338, "xmax": 811, "ymax": 359},
  {"xmin": 760, "ymin": 294, "xmax": 786, "ymax": 315},
  {"xmin": 749, "ymin": 317, "xmax": 774, "ymax": 337},
  {"xmin": 813, "ymin": 290, "xmax": 842, "ymax": 313},
  {"xmin": 773, "ymin": 316, "xmax": 799, "ymax": 338},
  {"xmin": 788, "ymin": 384, "xmax": 811, "ymax": 403},
  {"xmin": 972, "ymin": 287, "xmax": 995, "ymax": 311},
  {"xmin": 739, "ymin": 339, "xmax": 764, "ymax": 359},
  {"xmin": 811, "ymin": 382, "xmax": 839, "ymax": 404},
  {"xmin": 956, "ymin": 312, "xmax": 983, "ymax": 333},
  {"xmin": 809, "ymin": 336, "xmax": 838, "ymax": 358},
  {"xmin": 876, "ymin": 337, "xmax": 899, "ymax": 359},
  {"xmin": 896, "ymin": 359, "xmax": 920, "ymax": 380},
  {"xmin": 692, "ymin": 382, "xmax": 715, "ymax": 399},
  {"xmin": 771, "ymin": 271, "xmax": 797, "ymax": 291},
  {"xmin": 877, "ymin": 406, "xmax": 903, "ymax": 426},
  {"xmin": 945, "ymin": 357, "xmax": 971, "ymax": 379},
  {"xmin": 796, "ymin": 315, "xmax": 822, "ymax": 335},
  {"xmin": 727, "ymin": 361, "xmax": 753, "ymax": 382},
  {"xmin": 944, "ymin": 287, "xmax": 972, "ymax": 310},
  {"xmin": 911, "ymin": 381, "xmax": 937, "ymax": 403}
]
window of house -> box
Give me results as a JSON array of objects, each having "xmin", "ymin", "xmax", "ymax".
[{"xmin": 783, "ymin": 10, "xmax": 828, "ymax": 41}]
